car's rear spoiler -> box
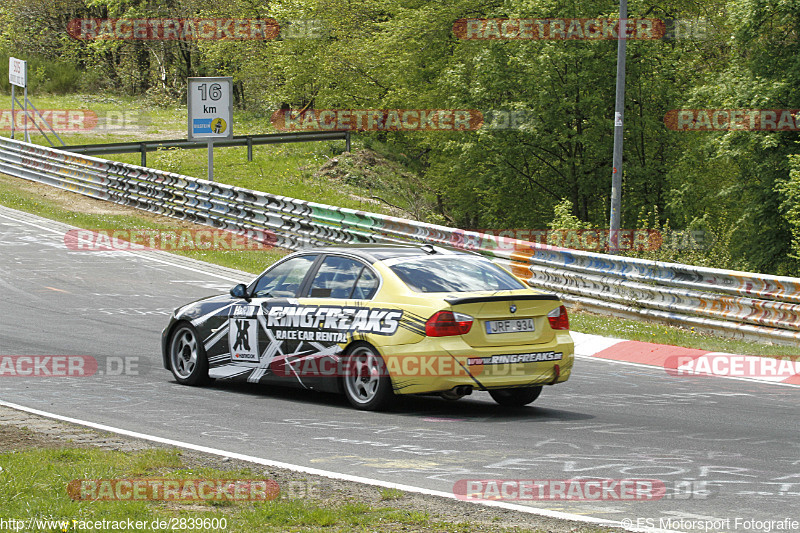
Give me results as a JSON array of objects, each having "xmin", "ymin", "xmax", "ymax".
[{"xmin": 445, "ymin": 294, "xmax": 560, "ymax": 305}]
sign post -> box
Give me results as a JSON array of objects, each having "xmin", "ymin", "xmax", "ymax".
[
  {"xmin": 188, "ymin": 77, "xmax": 233, "ymax": 181},
  {"xmin": 9, "ymin": 57, "xmax": 28, "ymax": 142},
  {"xmin": 609, "ymin": 1, "xmax": 627, "ymax": 254}
]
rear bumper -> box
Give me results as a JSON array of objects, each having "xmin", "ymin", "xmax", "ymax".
[{"xmin": 380, "ymin": 332, "xmax": 573, "ymax": 395}]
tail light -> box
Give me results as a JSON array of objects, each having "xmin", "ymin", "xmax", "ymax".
[
  {"xmin": 426, "ymin": 311, "xmax": 474, "ymax": 337},
  {"xmin": 547, "ymin": 305, "xmax": 569, "ymax": 330}
]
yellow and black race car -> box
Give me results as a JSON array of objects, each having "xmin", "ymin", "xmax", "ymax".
[{"xmin": 161, "ymin": 244, "xmax": 573, "ymax": 411}]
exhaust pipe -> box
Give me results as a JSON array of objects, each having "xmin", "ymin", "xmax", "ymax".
[{"xmin": 439, "ymin": 385, "xmax": 473, "ymax": 400}]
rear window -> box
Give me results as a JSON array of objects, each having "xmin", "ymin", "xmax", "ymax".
[{"xmin": 389, "ymin": 257, "xmax": 525, "ymax": 293}]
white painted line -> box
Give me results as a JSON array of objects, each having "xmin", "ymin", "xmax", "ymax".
[
  {"xmin": 0, "ymin": 399, "xmax": 664, "ymax": 531},
  {"xmin": 0, "ymin": 211, "xmax": 73, "ymax": 236},
  {"xmin": 0, "ymin": 210, "xmax": 245, "ymax": 283},
  {"xmin": 574, "ymin": 354, "xmax": 668, "ymax": 371},
  {"xmin": 110, "ymin": 251, "xmax": 244, "ymax": 283},
  {"xmin": 571, "ymin": 331, "xmax": 625, "ymax": 356}
]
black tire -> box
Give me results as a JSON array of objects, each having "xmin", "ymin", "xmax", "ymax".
[
  {"xmin": 169, "ymin": 323, "xmax": 209, "ymax": 386},
  {"xmin": 342, "ymin": 342, "xmax": 396, "ymax": 411},
  {"xmin": 489, "ymin": 386, "xmax": 543, "ymax": 407}
]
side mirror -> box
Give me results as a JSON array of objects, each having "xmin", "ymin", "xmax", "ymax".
[{"xmin": 230, "ymin": 284, "xmax": 250, "ymax": 301}]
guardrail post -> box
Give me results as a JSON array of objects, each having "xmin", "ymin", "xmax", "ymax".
[
  {"xmin": 140, "ymin": 143, "xmax": 147, "ymax": 166},
  {"xmin": 247, "ymin": 136, "xmax": 253, "ymax": 162},
  {"xmin": 345, "ymin": 131, "xmax": 351, "ymax": 153}
]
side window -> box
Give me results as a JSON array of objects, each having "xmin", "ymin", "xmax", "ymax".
[
  {"xmin": 351, "ymin": 268, "xmax": 379, "ymax": 300},
  {"xmin": 252, "ymin": 255, "xmax": 317, "ymax": 297},
  {"xmin": 308, "ymin": 256, "xmax": 373, "ymax": 299}
]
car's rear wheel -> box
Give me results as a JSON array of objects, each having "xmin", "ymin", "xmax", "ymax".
[
  {"xmin": 169, "ymin": 323, "xmax": 209, "ymax": 385},
  {"xmin": 342, "ymin": 343, "xmax": 395, "ymax": 411},
  {"xmin": 489, "ymin": 386, "xmax": 542, "ymax": 407}
]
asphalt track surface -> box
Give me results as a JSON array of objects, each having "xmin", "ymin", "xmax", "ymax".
[{"xmin": 1, "ymin": 205, "xmax": 798, "ymax": 532}]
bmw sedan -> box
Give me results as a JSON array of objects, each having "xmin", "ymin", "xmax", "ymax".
[{"xmin": 162, "ymin": 244, "xmax": 573, "ymax": 411}]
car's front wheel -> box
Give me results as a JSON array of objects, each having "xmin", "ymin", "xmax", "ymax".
[
  {"xmin": 169, "ymin": 323, "xmax": 209, "ymax": 385},
  {"xmin": 489, "ymin": 386, "xmax": 542, "ymax": 407},
  {"xmin": 342, "ymin": 343, "xmax": 395, "ymax": 411}
]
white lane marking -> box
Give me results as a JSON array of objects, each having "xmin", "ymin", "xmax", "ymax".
[
  {"xmin": 571, "ymin": 331, "xmax": 625, "ymax": 355},
  {"xmin": 0, "ymin": 212, "xmax": 71, "ymax": 235},
  {"xmin": 0, "ymin": 399, "xmax": 662, "ymax": 531},
  {"xmin": 0, "ymin": 210, "xmax": 245, "ymax": 283}
]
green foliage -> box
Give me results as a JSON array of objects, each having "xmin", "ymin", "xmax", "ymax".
[
  {"xmin": 652, "ymin": 0, "xmax": 800, "ymax": 275},
  {"xmin": 378, "ymin": 488, "xmax": 405, "ymax": 501},
  {"xmin": 0, "ymin": 53, "xmax": 84, "ymax": 94},
  {"xmin": 778, "ymin": 155, "xmax": 800, "ymax": 260},
  {"xmin": 623, "ymin": 205, "xmax": 736, "ymax": 268},
  {"xmin": 549, "ymin": 198, "xmax": 593, "ymax": 231}
]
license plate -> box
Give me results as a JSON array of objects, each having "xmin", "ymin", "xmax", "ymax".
[{"xmin": 485, "ymin": 318, "xmax": 535, "ymax": 334}]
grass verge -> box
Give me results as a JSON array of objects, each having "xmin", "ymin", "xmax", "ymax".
[{"xmin": 0, "ymin": 444, "xmax": 497, "ymax": 532}]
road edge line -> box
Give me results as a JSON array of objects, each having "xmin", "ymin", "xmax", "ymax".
[{"xmin": 0, "ymin": 399, "xmax": 680, "ymax": 532}]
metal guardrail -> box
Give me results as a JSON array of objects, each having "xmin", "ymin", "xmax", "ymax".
[
  {"xmin": 1, "ymin": 135, "xmax": 799, "ymax": 345},
  {"xmin": 62, "ymin": 131, "xmax": 351, "ymax": 166}
]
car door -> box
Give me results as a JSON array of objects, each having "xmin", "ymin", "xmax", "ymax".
[
  {"xmin": 262, "ymin": 254, "xmax": 379, "ymax": 392},
  {"xmin": 206, "ymin": 253, "xmax": 319, "ymax": 382}
]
